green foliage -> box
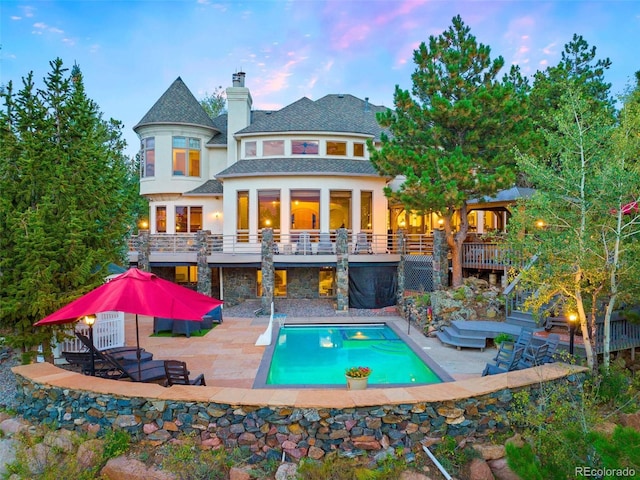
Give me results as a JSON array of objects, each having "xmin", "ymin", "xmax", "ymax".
[
  {"xmin": 505, "ymin": 443, "xmax": 544, "ymax": 480},
  {"xmin": 102, "ymin": 429, "xmax": 131, "ymax": 459},
  {"xmin": 0, "ymin": 59, "xmax": 139, "ymax": 353},
  {"xmin": 414, "ymin": 293, "xmax": 431, "ymax": 307},
  {"xmin": 452, "ymin": 288, "xmax": 467, "ymax": 301},
  {"xmin": 369, "ymin": 14, "xmax": 530, "ymax": 286},
  {"xmin": 200, "ymin": 86, "xmax": 226, "ymax": 118},
  {"xmin": 160, "ymin": 434, "xmax": 235, "ymax": 480},
  {"xmin": 494, "ymin": 333, "xmax": 514, "ymax": 345},
  {"xmin": 588, "ymin": 358, "xmax": 639, "ymax": 411},
  {"xmin": 432, "ymin": 436, "xmax": 480, "ymax": 475},
  {"xmin": 588, "ymin": 426, "xmax": 640, "ymax": 471}
]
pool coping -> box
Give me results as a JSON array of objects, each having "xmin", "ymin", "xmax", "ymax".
[{"xmin": 252, "ymin": 320, "xmax": 455, "ymax": 389}]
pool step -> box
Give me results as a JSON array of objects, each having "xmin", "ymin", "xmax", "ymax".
[{"xmin": 371, "ymin": 343, "xmax": 405, "ymax": 355}]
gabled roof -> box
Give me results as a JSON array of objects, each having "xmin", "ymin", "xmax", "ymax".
[
  {"xmin": 235, "ymin": 94, "xmax": 389, "ymax": 140},
  {"xmin": 216, "ymin": 158, "xmax": 383, "ymax": 178},
  {"xmin": 134, "ymin": 77, "xmax": 218, "ymax": 132}
]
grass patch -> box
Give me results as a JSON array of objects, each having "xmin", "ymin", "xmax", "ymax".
[{"xmin": 150, "ymin": 325, "xmax": 216, "ymax": 338}]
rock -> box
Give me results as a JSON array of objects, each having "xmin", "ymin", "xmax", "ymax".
[
  {"xmin": 468, "ymin": 457, "xmax": 495, "ymax": 480},
  {"xmin": 618, "ymin": 412, "xmax": 640, "ymax": 432},
  {"xmin": 399, "ymin": 470, "xmax": 432, "ymax": 480},
  {"xmin": 488, "ymin": 457, "xmax": 522, "ymax": 480},
  {"xmin": 0, "ymin": 418, "xmax": 30, "ymax": 435},
  {"xmin": 229, "ymin": 466, "xmax": 252, "ymax": 480},
  {"xmin": 592, "ymin": 421, "xmax": 617, "ymax": 436},
  {"xmin": 101, "ymin": 456, "xmax": 175, "ymax": 480},
  {"xmin": 76, "ymin": 439, "xmax": 104, "ymax": 470},
  {"xmin": 0, "ymin": 438, "xmax": 18, "ymax": 475},
  {"xmin": 44, "ymin": 429, "xmax": 77, "ymax": 453},
  {"xmin": 504, "ymin": 433, "xmax": 524, "ymax": 449},
  {"xmin": 473, "ymin": 443, "xmax": 506, "ymax": 460},
  {"xmin": 144, "ymin": 422, "xmax": 159, "ymax": 435},
  {"xmin": 275, "ymin": 462, "xmax": 298, "ymax": 480},
  {"xmin": 307, "ymin": 445, "xmax": 325, "ymax": 459}
]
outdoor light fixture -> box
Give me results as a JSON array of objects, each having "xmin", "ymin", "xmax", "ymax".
[
  {"xmin": 535, "ymin": 219, "xmax": 545, "ymax": 229},
  {"xmin": 568, "ymin": 313, "xmax": 578, "ymax": 355},
  {"xmin": 83, "ymin": 314, "xmax": 97, "ymax": 376}
]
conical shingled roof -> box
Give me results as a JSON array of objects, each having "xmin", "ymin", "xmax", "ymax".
[{"xmin": 134, "ymin": 77, "xmax": 217, "ymax": 132}]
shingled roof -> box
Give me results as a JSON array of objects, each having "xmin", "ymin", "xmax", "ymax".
[
  {"xmin": 185, "ymin": 179, "xmax": 224, "ymax": 195},
  {"xmin": 235, "ymin": 94, "xmax": 389, "ymax": 140},
  {"xmin": 134, "ymin": 77, "xmax": 218, "ymax": 132},
  {"xmin": 216, "ymin": 158, "xmax": 384, "ymax": 178}
]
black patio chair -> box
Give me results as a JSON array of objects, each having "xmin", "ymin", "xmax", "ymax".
[
  {"xmin": 75, "ymin": 332, "xmax": 166, "ymax": 382},
  {"xmin": 164, "ymin": 360, "xmax": 206, "ymax": 386}
]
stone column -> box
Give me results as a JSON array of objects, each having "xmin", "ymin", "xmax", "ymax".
[
  {"xmin": 261, "ymin": 228, "xmax": 275, "ymax": 314},
  {"xmin": 335, "ymin": 228, "xmax": 349, "ymax": 312},
  {"xmin": 136, "ymin": 230, "xmax": 150, "ymax": 272},
  {"xmin": 196, "ymin": 230, "xmax": 212, "ymax": 296},
  {"xmin": 432, "ymin": 229, "xmax": 449, "ymax": 290}
]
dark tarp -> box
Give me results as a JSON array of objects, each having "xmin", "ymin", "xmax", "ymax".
[{"xmin": 349, "ymin": 266, "xmax": 397, "ymax": 309}]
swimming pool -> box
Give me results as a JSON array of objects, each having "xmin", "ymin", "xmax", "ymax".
[{"xmin": 254, "ymin": 322, "xmax": 453, "ymax": 388}]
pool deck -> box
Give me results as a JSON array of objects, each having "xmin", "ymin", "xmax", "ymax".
[{"xmin": 124, "ymin": 313, "xmax": 498, "ymax": 389}]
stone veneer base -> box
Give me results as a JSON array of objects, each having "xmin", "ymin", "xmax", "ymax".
[{"xmin": 12, "ymin": 362, "xmax": 587, "ymax": 460}]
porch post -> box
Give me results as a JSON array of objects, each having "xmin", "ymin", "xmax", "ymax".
[
  {"xmin": 336, "ymin": 227, "xmax": 349, "ymax": 312},
  {"xmin": 136, "ymin": 229, "xmax": 150, "ymax": 272},
  {"xmin": 196, "ymin": 230, "xmax": 212, "ymax": 296},
  {"xmin": 432, "ymin": 228, "xmax": 449, "ymax": 290},
  {"xmin": 261, "ymin": 228, "xmax": 275, "ymax": 313}
]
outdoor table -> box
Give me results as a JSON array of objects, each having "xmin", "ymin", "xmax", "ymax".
[{"xmin": 117, "ymin": 350, "xmax": 153, "ymax": 364}]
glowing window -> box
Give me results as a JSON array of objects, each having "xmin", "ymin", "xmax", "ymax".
[
  {"xmin": 292, "ymin": 140, "xmax": 319, "ymax": 155},
  {"xmin": 327, "ymin": 141, "xmax": 347, "ymax": 156}
]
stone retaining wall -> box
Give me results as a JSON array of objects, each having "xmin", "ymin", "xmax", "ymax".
[{"xmin": 12, "ymin": 364, "xmax": 586, "ymax": 462}]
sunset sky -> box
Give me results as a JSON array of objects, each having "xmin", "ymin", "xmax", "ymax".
[{"xmin": 2, "ymin": 0, "xmax": 638, "ymax": 158}]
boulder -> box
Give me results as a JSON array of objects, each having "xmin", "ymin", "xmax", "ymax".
[
  {"xmin": 468, "ymin": 457, "xmax": 495, "ymax": 480},
  {"xmin": 0, "ymin": 438, "xmax": 18, "ymax": 476},
  {"xmin": 488, "ymin": 457, "xmax": 522, "ymax": 480},
  {"xmin": 101, "ymin": 456, "xmax": 175, "ymax": 480}
]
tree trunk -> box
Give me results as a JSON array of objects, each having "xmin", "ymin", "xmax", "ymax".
[
  {"xmin": 446, "ymin": 203, "xmax": 469, "ymax": 288},
  {"xmin": 575, "ymin": 285, "xmax": 595, "ymax": 370}
]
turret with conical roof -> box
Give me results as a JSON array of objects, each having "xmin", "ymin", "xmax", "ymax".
[{"xmin": 134, "ymin": 77, "xmax": 217, "ymax": 132}]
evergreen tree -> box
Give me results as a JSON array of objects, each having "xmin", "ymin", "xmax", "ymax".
[
  {"xmin": 0, "ymin": 59, "xmax": 138, "ymax": 357},
  {"xmin": 370, "ymin": 15, "xmax": 530, "ymax": 286}
]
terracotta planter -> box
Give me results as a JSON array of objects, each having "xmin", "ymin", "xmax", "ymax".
[{"xmin": 346, "ymin": 375, "xmax": 369, "ymax": 390}]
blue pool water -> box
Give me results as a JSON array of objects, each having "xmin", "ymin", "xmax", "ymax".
[{"xmin": 265, "ymin": 324, "xmax": 444, "ymax": 386}]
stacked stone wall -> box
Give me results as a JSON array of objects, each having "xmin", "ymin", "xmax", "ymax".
[
  {"xmin": 13, "ymin": 371, "xmax": 585, "ymax": 462},
  {"xmin": 222, "ymin": 268, "xmax": 257, "ymax": 307}
]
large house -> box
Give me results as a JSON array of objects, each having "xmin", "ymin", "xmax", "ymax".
[{"xmin": 129, "ymin": 73, "xmax": 507, "ymax": 307}]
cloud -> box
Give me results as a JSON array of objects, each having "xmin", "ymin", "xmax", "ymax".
[
  {"xmin": 32, "ymin": 22, "xmax": 65, "ymax": 36},
  {"xmin": 11, "ymin": 16, "xmax": 21, "ymax": 21}
]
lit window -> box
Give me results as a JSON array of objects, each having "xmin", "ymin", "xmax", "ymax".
[
  {"xmin": 257, "ymin": 269, "xmax": 287, "ymax": 297},
  {"xmin": 259, "ymin": 190, "xmax": 280, "ymax": 229},
  {"xmin": 292, "ymin": 140, "xmax": 318, "ymax": 155},
  {"xmin": 360, "ymin": 191, "xmax": 372, "ymax": 231},
  {"xmin": 245, "ymin": 141, "xmax": 257, "ymax": 157},
  {"xmin": 354, "ymin": 143, "xmax": 365, "ymax": 157},
  {"xmin": 141, "ymin": 137, "xmax": 155, "ymax": 177},
  {"xmin": 330, "ymin": 191, "xmax": 351, "ymax": 229},
  {"xmin": 156, "ymin": 206, "xmax": 166, "ymax": 233},
  {"xmin": 291, "ymin": 190, "xmax": 320, "ymax": 230},
  {"xmin": 263, "ymin": 140, "xmax": 284, "ymax": 156},
  {"xmin": 327, "ymin": 141, "xmax": 347, "ymax": 156},
  {"xmin": 172, "ymin": 137, "xmax": 200, "ymax": 176},
  {"xmin": 319, "ymin": 268, "xmax": 335, "ymax": 297},
  {"xmin": 175, "ymin": 266, "xmax": 197, "ymax": 284},
  {"xmin": 175, "ymin": 206, "xmax": 202, "ymax": 233},
  {"xmin": 237, "ymin": 191, "xmax": 249, "ymax": 242}
]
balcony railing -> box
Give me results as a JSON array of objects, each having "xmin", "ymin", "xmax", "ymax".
[{"xmin": 128, "ymin": 233, "xmax": 507, "ymax": 266}]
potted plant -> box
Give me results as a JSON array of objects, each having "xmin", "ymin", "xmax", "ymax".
[{"xmin": 345, "ymin": 366, "xmax": 372, "ymax": 390}]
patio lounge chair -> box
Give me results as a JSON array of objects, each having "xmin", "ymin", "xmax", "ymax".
[
  {"xmin": 354, "ymin": 232, "xmax": 373, "ymax": 254},
  {"xmin": 482, "ymin": 345, "xmax": 525, "ymax": 376},
  {"xmin": 164, "ymin": 360, "xmax": 206, "ymax": 386},
  {"xmin": 317, "ymin": 233, "xmax": 334, "ymax": 254},
  {"xmin": 491, "ymin": 328, "xmax": 533, "ymax": 363},
  {"xmin": 75, "ymin": 333, "xmax": 166, "ymax": 382},
  {"xmin": 519, "ymin": 333, "xmax": 561, "ymax": 368},
  {"xmin": 296, "ymin": 232, "xmax": 312, "ymax": 255}
]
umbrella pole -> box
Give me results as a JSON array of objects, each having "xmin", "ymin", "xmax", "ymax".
[{"xmin": 136, "ymin": 314, "xmax": 142, "ymax": 380}]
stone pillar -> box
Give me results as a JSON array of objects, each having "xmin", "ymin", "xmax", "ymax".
[
  {"xmin": 432, "ymin": 229, "xmax": 449, "ymax": 290},
  {"xmin": 261, "ymin": 228, "xmax": 275, "ymax": 314},
  {"xmin": 136, "ymin": 230, "xmax": 150, "ymax": 272},
  {"xmin": 335, "ymin": 228, "xmax": 349, "ymax": 312},
  {"xmin": 196, "ymin": 230, "xmax": 212, "ymax": 296},
  {"xmin": 396, "ymin": 230, "xmax": 405, "ymax": 305}
]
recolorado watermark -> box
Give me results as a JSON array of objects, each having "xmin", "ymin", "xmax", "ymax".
[{"xmin": 575, "ymin": 466, "xmax": 636, "ymax": 477}]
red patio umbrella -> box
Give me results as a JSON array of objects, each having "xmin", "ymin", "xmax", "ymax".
[{"xmin": 35, "ymin": 268, "xmax": 223, "ymax": 377}]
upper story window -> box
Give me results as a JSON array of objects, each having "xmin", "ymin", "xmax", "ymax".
[
  {"xmin": 245, "ymin": 141, "xmax": 257, "ymax": 157},
  {"xmin": 291, "ymin": 190, "xmax": 320, "ymax": 230},
  {"xmin": 292, "ymin": 140, "xmax": 319, "ymax": 155},
  {"xmin": 258, "ymin": 190, "xmax": 280, "ymax": 230},
  {"xmin": 172, "ymin": 137, "xmax": 200, "ymax": 177},
  {"xmin": 237, "ymin": 191, "xmax": 249, "ymax": 242},
  {"xmin": 156, "ymin": 206, "xmax": 166, "ymax": 233},
  {"xmin": 263, "ymin": 140, "xmax": 284, "ymax": 156},
  {"xmin": 141, "ymin": 137, "xmax": 155, "ymax": 177},
  {"xmin": 327, "ymin": 141, "xmax": 347, "ymax": 156},
  {"xmin": 175, "ymin": 206, "xmax": 202, "ymax": 233},
  {"xmin": 354, "ymin": 143, "xmax": 365, "ymax": 157},
  {"xmin": 361, "ymin": 191, "xmax": 373, "ymax": 231},
  {"xmin": 330, "ymin": 191, "xmax": 351, "ymax": 229}
]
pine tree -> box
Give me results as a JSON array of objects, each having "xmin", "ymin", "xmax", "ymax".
[
  {"xmin": 0, "ymin": 59, "xmax": 138, "ymax": 357},
  {"xmin": 370, "ymin": 15, "xmax": 530, "ymax": 286}
]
